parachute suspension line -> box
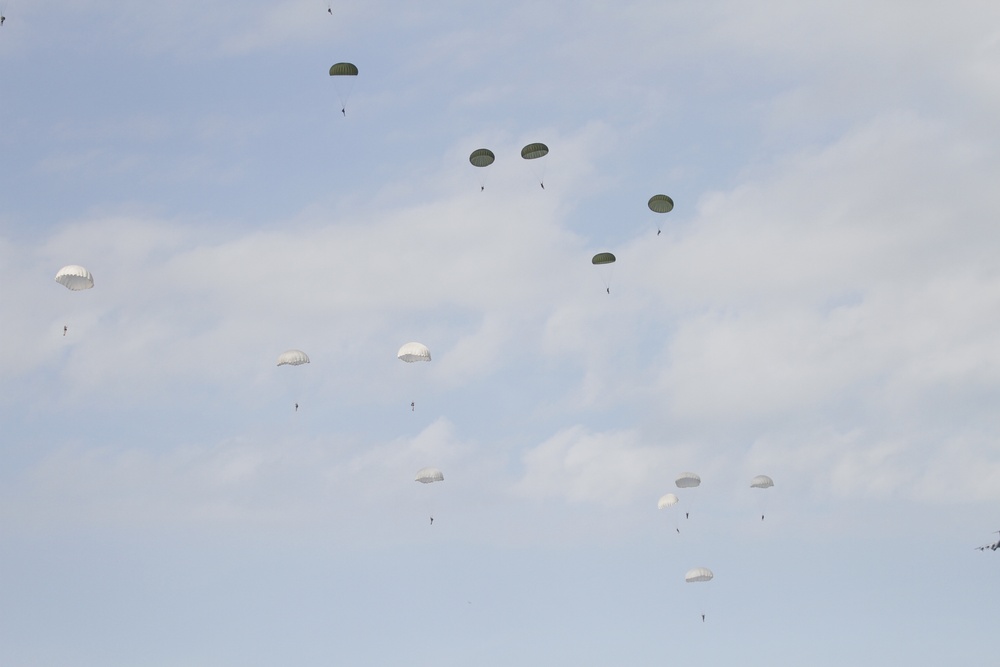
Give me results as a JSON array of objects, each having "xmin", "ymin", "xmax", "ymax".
[
  {"xmin": 599, "ymin": 264, "xmax": 615, "ymax": 293},
  {"xmin": 534, "ymin": 162, "xmax": 548, "ymax": 190}
]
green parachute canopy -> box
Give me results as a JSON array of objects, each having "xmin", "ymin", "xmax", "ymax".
[
  {"xmin": 520, "ymin": 143, "xmax": 549, "ymax": 160},
  {"xmin": 592, "ymin": 252, "xmax": 616, "ymax": 265},
  {"xmin": 328, "ymin": 62, "xmax": 359, "ymax": 76},
  {"xmin": 648, "ymin": 194, "xmax": 674, "ymax": 213},
  {"xmin": 469, "ymin": 148, "xmax": 495, "ymax": 168}
]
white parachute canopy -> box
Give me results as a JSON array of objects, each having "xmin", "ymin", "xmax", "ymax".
[
  {"xmin": 415, "ymin": 467, "xmax": 444, "ymax": 484},
  {"xmin": 685, "ymin": 567, "xmax": 714, "ymax": 583},
  {"xmin": 54, "ymin": 265, "xmax": 94, "ymax": 291},
  {"xmin": 398, "ymin": 342, "xmax": 431, "ymax": 363},
  {"xmin": 277, "ymin": 349, "xmax": 311, "ymax": 366},
  {"xmin": 675, "ymin": 472, "xmax": 701, "ymax": 489},
  {"xmin": 657, "ymin": 493, "xmax": 679, "ymax": 509}
]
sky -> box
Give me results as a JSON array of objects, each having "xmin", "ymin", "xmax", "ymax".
[{"xmin": 2, "ymin": 0, "xmax": 1000, "ymax": 664}]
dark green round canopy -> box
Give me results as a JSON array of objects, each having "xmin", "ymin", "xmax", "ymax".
[
  {"xmin": 648, "ymin": 194, "xmax": 674, "ymax": 213},
  {"xmin": 520, "ymin": 143, "xmax": 549, "ymax": 160},
  {"xmin": 329, "ymin": 62, "xmax": 359, "ymax": 76},
  {"xmin": 469, "ymin": 148, "xmax": 495, "ymax": 168}
]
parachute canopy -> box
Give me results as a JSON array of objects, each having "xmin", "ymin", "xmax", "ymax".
[
  {"xmin": 520, "ymin": 143, "xmax": 549, "ymax": 160},
  {"xmin": 398, "ymin": 342, "xmax": 431, "ymax": 362},
  {"xmin": 469, "ymin": 148, "xmax": 495, "ymax": 168},
  {"xmin": 750, "ymin": 475, "xmax": 774, "ymax": 489},
  {"xmin": 277, "ymin": 349, "xmax": 311, "ymax": 366},
  {"xmin": 55, "ymin": 265, "xmax": 94, "ymax": 291},
  {"xmin": 592, "ymin": 252, "xmax": 616, "ymax": 265},
  {"xmin": 329, "ymin": 62, "xmax": 359, "ymax": 76},
  {"xmin": 675, "ymin": 472, "xmax": 701, "ymax": 488},
  {"xmin": 657, "ymin": 493, "xmax": 679, "ymax": 509},
  {"xmin": 685, "ymin": 567, "xmax": 714, "ymax": 583},
  {"xmin": 415, "ymin": 467, "xmax": 444, "ymax": 483},
  {"xmin": 648, "ymin": 194, "xmax": 674, "ymax": 213}
]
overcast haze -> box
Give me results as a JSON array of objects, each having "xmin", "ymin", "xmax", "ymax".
[{"xmin": 2, "ymin": 1, "xmax": 1000, "ymax": 665}]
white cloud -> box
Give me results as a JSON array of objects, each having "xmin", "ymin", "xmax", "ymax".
[
  {"xmin": 7, "ymin": 100, "xmax": 1000, "ymax": 514},
  {"xmin": 1, "ymin": 125, "xmax": 619, "ymax": 405},
  {"xmin": 0, "ymin": 417, "xmax": 491, "ymax": 532},
  {"xmin": 514, "ymin": 426, "xmax": 674, "ymax": 507}
]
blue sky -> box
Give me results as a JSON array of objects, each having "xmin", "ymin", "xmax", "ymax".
[{"xmin": 2, "ymin": 1, "xmax": 1000, "ymax": 665}]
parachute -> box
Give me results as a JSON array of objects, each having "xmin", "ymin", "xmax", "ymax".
[
  {"xmin": 675, "ymin": 472, "xmax": 701, "ymax": 488},
  {"xmin": 521, "ymin": 142, "xmax": 549, "ymax": 188},
  {"xmin": 648, "ymin": 194, "xmax": 674, "ymax": 234},
  {"xmin": 592, "ymin": 253, "xmax": 616, "ymax": 293},
  {"xmin": 54, "ymin": 265, "xmax": 94, "ymax": 291},
  {"xmin": 329, "ymin": 62, "xmax": 359, "ymax": 115},
  {"xmin": 685, "ymin": 566, "xmax": 714, "ymax": 622},
  {"xmin": 415, "ymin": 467, "xmax": 444, "ymax": 483},
  {"xmin": 684, "ymin": 567, "xmax": 714, "ymax": 583},
  {"xmin": 657, "ymin": 493, "xmax": 679, "ymax": 509},
  {"xmin": 675, "ymin": 472, "xmax": 701, "ymax": 519},
  {"xmin": 415, "ymin": 467, "xmax": 444, "ymax": 524},
  {"xmin": 54, "ymin": 265, "xmax": 95, "ymax": 337},
  {"xmin": 470, "ymin": 148, "xmax": 495, "ymax": 190},
  {"xmin": 397, "ymin": 342, "xmax": 431, "ymax": 363},
  {"xmin": 398, "ymin": 342, "xmax": 431, "ymax": 410},
  {"xmin": 277, "ymin": 349, "xmax": 310, "ymax": 412},
  {"xmin": 277, "ymin": 349, "xmax": 311, "ymax": 366},
  {"xmin": 659, "ymin": 493, "xmax": 681, "ymax": 533},
  {"xmin": 751, "ymin": 475, "xmax": 774, "ymax": 521}
]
